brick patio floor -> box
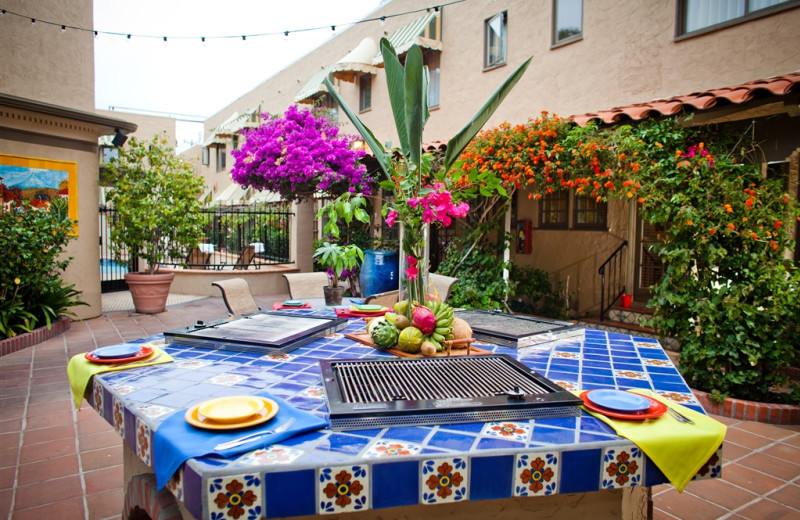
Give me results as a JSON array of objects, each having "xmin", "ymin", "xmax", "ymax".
[{"xmin": 1, "ymin": 294, "xmax": 798, "ymax": 519}]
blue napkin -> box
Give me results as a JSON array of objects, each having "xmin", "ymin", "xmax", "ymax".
[{"xmin": 152, "ymin": 391, "xmax": 328, "ymax": 489}]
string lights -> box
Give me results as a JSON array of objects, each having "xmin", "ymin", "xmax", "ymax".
[{"xmin": 0, "ymin": 0, "xmax": 464, "ymax": 43}]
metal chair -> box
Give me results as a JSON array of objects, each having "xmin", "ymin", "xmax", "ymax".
[
  {"xmin": 364, "ymin": 290, "xmax": 399, "ymax": 308},
  {"xmin": 429, "ymin": 273, "xmax": 459, "ymax": 302},
  {"xmin": 211, "ymin": 278, "xmax": 261, "ymax": 316},
  {"xmin": 282, "ymin": 272, "xmax": 328, "ymax": 299},
  {"xmin": 233, "ymin": 245, "xmax": 256, "ymax": 270},
  {"xmin": 185, "ymin": 248, "xmax": 211, "ymax": 269}
]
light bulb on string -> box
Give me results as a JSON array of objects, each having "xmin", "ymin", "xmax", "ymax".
[
  {"xmin": 30, "ymin": 18, "xmax": 35, "ymax": 25},
  {"xmin": 380, "ymin": 16, "xmax": 386, "ymax": 26},
  {"xmin": 61, "ymin": 25, "xmax": 66, "ymax": 32},
  {"xmin": 94, "ymin": 30, "xmax": 98, "ymax": 39},
  {"xmin": 283, "ymin": 31, "xmax": 289, "ymax": 41}
]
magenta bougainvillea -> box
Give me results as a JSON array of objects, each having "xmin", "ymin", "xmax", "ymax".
[{"xmin": 230, "ymin": 105, "xmax": 372, "ymax": 202}]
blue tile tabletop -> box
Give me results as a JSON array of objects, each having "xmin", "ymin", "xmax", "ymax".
[{"xmin": 89, "ymin": 310, "xmax": 721, "ymax": 519}]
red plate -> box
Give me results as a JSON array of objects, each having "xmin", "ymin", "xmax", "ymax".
[
  {"xmin": 84, "ymin": 346, "xmax": 154, "ymax": 364},
  {"xmin": 579, "ymin": 390, "xmax": 667, "ymax": 420}
]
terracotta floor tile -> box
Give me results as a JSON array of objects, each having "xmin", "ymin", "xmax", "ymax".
[
  {"xmin": 0, "ymin": 386, "xmax": 28, "ymax": 398},
  {"xmin": 653, "ymin": 487, "xmax": 729, "ymax": 520},
  {"xmin": 652, "ymin": 508, "xmax": 682, "ymax": 520},
  {"xmin": 722, "ymin": 463, "xmax": 787, "ymax": 495},
  {"xmin": 14, "ymin": 474, "xmax": 83, "ymax": 509},
  {"xmin": 26, "ymin": 399, "xmax": 71, "ymax": 417},
  {"xmin": 0, "ymin": 406, "xmax": 25, "ymax": 421},
  {"xmin": 79, "ymin": 429, "xmax": 123, "ymax": 452},
  {"xmin": 12, "ymin": 497, "xmax": 85, "ymax": 520},
  {"xmin": 738, "ymin": 452, "xmax": 800, "ymax": 481},
  {"xmin": 19, "ymin": 437, "xmax": 76, "ymax": 464},
  {"xmin": 0, "ymin": 431, "xmax": 21, "ymax": 450},
  {"xmin": 17, "ymin": 454, "xmax": 79, "ymax": 486},
  {"xmin": 725, "ymin": 427, "xmax": 777, "ymax": 449},
  {"xmin": 28, "ymin": 381, "xmax": 70, "ymax": 396},
  {"xmin": 0, "ymin": 488, "xmax": 12, "ymax": 519},
  {"xmin": 765, "ymin": 483, "xmax": 800, "ymax": 510},
  {"xmin": 722, "ymin": 441, "xmax": 753, "ymax": 462},
  {"xmin": 81, "ymin": 445, "xmax": 123, "ymax": 471},
  {"xmin": 84, "ymin": 464, "xmax": 124, "ymax": 494},
  {"xmin": 0, "ymin": 446, "xmax": 19, "ymax": 468},
  {"xmin": 0, "ymin": 417, "xmax": 22, "ymax": 434},
  {"xmin": 762, "ymin": 443, "xmax": 800, "ymax": 464},
  {"xmin": 24, "ymin": 410, "xmax": 74, "ymax": 430},
  {"xmin": 735, "ymin": 421, "xmax": 798, "ymax": 441},
  {"xmin": 682, "ymin": 476, "xmax": 758, "ymax": 510},
  {"xmin": 0, "ymin": 465, "xmax": 16, "ymax": 489},
  {"xmin": 22, "ymin": 423, "xmax": 75, "ymax": 445},
  {"xmin": 736, "ymin": 498, "xmax": 800, "ymax": 519},
  {"xmin": 783, "ymin": 435, "xmax": 800, "ymax": 448},
  {"xmin": 86, "ymin": 488, "xmax": 124, "ymax": 520},
  {"xmin": 28, "ymin": 390, "xmax": 71, "ymax": 406}
]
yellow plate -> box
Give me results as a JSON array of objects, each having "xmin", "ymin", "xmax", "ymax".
[
  {"xmin": 185, "ymin": 396, "xmax": 278, "ymax": 430},
  {"xmin": 197, "ymin": 395, "xmax": 266, "ymax": 424}
]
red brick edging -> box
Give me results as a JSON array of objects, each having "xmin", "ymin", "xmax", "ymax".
[
  {"xmin": 0, "ymin": 316, "xmax": 72, "ymax": 356},
  {"xmin": 693, "ymin": 388, "xmax": 799, "ymax": 425}
]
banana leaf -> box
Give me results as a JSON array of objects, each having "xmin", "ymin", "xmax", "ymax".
[
  {"xmin": 380, "ymin": 38, "xmax": 410, "ymax": 157},
  {"xmin": 404, "ymin": 45, "xmax": 425, "ymax": 173},
  {"xmin": 442, "ymin": 56, "xmax": 533, "ymax": 172}
]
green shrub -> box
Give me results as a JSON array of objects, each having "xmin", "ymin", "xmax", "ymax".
[
  {"xmin": 437, "ymin": 233, "xmax": 513, "ymax": 310},
  {"xmin": 508, "ymin": 265, "xmax": 568, "ymax": 318},
  {"xmin": 0, "ymin": 201, "xmax": 84, "ymax": 338}
]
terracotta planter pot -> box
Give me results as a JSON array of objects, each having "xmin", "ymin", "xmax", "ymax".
[
  {"xmin": 323, "ymin": 286, "xmax": 345, "ymax": 306},
  {"xmin": 125, "ymin": 272, "xmax": 175, "ymax": 314}
]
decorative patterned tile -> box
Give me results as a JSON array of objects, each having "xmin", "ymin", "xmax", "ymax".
[
  {"xmin": 135, "ymin": 403, "xmax": 175, "ymax": 420},
  {"xmin": 110, "ymin": 383, "xmax": 137, "ymax": 395},
  {"xmin": 174, "ymin": 359, "xmax": 213, "ymax": 370},
  {"xmin": 420, "ymin": 457, "xmax": 468, "ymax": 504},
  {"xmin": 112, "ymin": 397, "xmax": 125, "ymax": 436},
  {"xmin": 483, "ymin": 421, "xmax": 531, "ymax": 442},
  {"xmin": 166, "ymin": 467, "xmax": 184, "ymax": 502},
  {"xmin": 206, "ymin": 373, "xmax": 249, "ymax": 386},
  {"xmin": 613, "ymin": 369, "xmax": 648, "ymax": 380},
  {"xmin": 235, "ymin": 445, "xmax": 304, "ymax": 466},
  {"xmin": 693, "ymin": 445, "xmax": 723, "ymax": 481},
  {"xmin": 601, "ymin": 445, "xmax": 643, "ymax": 489},
  {"xmin": 642, "ymin": 358, "xmax": 673, "ymax": 368},
  {"xmin": 318, "ymin": 465, "xmax": 369, "ymax": 514},
  {"xmin": 552, "ymin": 351, "xmax": 581, "ymax": 360},
  {"xmin": 93, "ymin": 378, "xmax": 104, "ymax": 416},
  {"xmin": 363, "ymin": 440, "xmax": 422, "ymax": 458},
  {"xmin": 135, "ymin": 417, "xmax": 152, "ymax": 466},
  {"xmin": 554, "ymin": 380, "xmax": 579, "ymax": 391},
  {"xmin": 297, "ymin": 386, "xmax": 325, "ymax": 399},
  {"xmin": 514, "ymin": 451, "xmax": 560, "ymax": 496},
  {"xmin": 207, "ymin": 473, "xmax": 263, "ymax": 520},
  {"xmin": 260, "ymin": 352, "xmax": 297, "ymax": 362},
  {"xmin": 655, "ymin": 390, "xmax": 699, "ymax": 406}
]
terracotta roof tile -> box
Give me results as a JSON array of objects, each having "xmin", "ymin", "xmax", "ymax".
[{"xmin": 570, "ymin": 71, "xmax": 800, "ymax": 126}]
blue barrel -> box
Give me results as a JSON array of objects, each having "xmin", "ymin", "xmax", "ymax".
[{"xmin": 359, "ymin": 250, "xmax": 399, "ymax": 297}]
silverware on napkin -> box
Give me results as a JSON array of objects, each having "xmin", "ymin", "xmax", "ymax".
[
  {"xmin": 214, "ymin": 417, "xmax": 296, "ymax": 451},
  {"xmin": 664, "ymin": 404, "xmax": 694, "ymax": 424}
]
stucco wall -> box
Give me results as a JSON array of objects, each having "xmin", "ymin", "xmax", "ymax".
[
  {"xmin": 95, "ymin": 110, "xmax": 178, "ymax": 148},
  {"xmin": 0, "ymin": 0, "xmax": 95, "ymax": 111}
]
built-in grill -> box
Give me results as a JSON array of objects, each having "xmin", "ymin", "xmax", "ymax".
[
  {"xmin": 321, "ymin": 355, "xmax": 582, "ymax": 430},
  {"xmin": 164, "ymin": 312, "xmax": 347, "ymax": 354},
  {"xmin": 455, "ymin": 309, "xmax": 584, "ymax": 348}
]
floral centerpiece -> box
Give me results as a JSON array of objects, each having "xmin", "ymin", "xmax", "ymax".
[{"xmin": 321, "ymin": 39, "xmax": 530, "ymax": 354}]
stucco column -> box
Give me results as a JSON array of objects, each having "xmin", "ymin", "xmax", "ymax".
[{"xmin": 293, "ymin": 199, "xmax": 316, "ymax": 272}]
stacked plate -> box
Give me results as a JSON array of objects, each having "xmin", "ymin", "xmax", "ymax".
[
  {"xmin": 579, "ymin": 389, "xmax": 666, "ymax": 419},
  {"xmin": 281, "ymin": 300, "xmax": 306, "ymax": 307},
  {"xmin": 347, "ymin": 304, "xmax": 389, "ymax": 317},
  {"xmin": 185, "ymin": 395, "xmax": 278, "ymax": 430},
  {"xmin": 84, "ymin": 344, "xmax": 153, "ymax": 364}
]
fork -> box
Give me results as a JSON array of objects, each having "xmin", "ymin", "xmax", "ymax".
[
  {"xmin": 664, "ymin": 404, "xmax": 694, "ymax": 424},
  {"xmin": 214, "ymin": 417, "xmax": 296, "ymax": 451}
]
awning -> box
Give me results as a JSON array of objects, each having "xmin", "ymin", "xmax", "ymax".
[
  {"xmin": 331, "ymin": 37, "xmax": 380, "ymax": 83},
  {"xmin": 295, "ymin": 65, "xmax": 335, "ymax": 104},
  {"xmin": 215, "ymin": 106, "xmax": 261, "ymax": 136},
  {"xmin": 212, "ymin": 183, "xmax": 249, "ymax": 205},
  {"xmin": 202, "ymin": 132, "xmax": 227, "ymax": 147},
  {"xmin": 250, "ymin": 190, "xmax": 283, "ymax": 204},
  {"xmin": 373, "ymin": 12, "xmax": 442, "ymax": 66}
]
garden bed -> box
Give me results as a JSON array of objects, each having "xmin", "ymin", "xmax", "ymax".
[{"xmin": 0, "ymin": 316, "xmax": 71, "ymax": 356}]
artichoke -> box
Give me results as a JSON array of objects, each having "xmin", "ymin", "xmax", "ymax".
[{"xmin": 370, "ymin": 319, "xmax": 400, "ymax": 349}]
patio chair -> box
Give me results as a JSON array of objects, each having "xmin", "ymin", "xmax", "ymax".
[
  {"xmin": 211, "ymin": 278, "xmax": 261, "ymax": 316},
  {"xmin": 185, "ymin": 248, "xmax": 211, "ymax": 269},
  {"xmin": 282, "ymin": 272, "xmax": 328, "ymax": 299},
  {"xmin": 364, "ymin": 290, "xmax": 399, "ymax": 308},
  {"xmin": 233, "ymin": 245, "xmax": 256, "ymax": 270},
  {"xmin": 430, "ymin": 273, "xmax": 459, "ymax": 302}
]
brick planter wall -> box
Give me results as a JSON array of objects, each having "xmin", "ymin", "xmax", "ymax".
[
  {"xmin": 693, "ymin": 388, "xmax": 799, "ymax": 426},
  {"xmin": 0, "ymin": 317, "xmax": 72, "ymax": 356}
]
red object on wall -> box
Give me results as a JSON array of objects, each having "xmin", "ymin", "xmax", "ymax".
[{"xmin": 516, "ymin": 220, "xmax": 532, "ymax": 254}]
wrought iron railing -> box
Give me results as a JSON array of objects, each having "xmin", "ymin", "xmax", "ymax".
[{"xmin": 598, "ymin": 241, "xmax": 628, "ymax": 321}]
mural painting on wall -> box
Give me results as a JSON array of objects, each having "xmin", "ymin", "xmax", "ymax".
[{"xmin": 0, "ymin": 154, "xmax": 79, "ymax": 235}]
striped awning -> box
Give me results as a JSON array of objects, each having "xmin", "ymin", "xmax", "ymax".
[
  {"xmin": 215, "ymin": 106, "xmax": 261, "ymax": 136},
  {"xmin": 331, "ymin": 37, "xmax": 380, "ymax": 83},
  {"xmin": 373, "ymin": 12, "xmax": 441, "ymax": 65},
  {"xmin": 295, "ymin": 65, "xmax": 335, "ymax": 104},
  {"xmin": 212, "ymin": 183, "xmax": 249, "ymax": 205}
]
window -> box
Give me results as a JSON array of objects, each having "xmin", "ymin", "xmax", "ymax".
[
  {"xmin": 553, "ymin": 0, "xmax": 583, "ymax": 45},
  {"xmin": 201, "ymin": 147, "xmax": 210, "ymax": 166},
  {"xmin": 539, "ymin": 191, "xmax": 569, "ymax": 228},
  {"xmin": 426, "ymin": 51, "xmax": 441, "ymax": 108},
  {"xmin": 678, "ymin": 0, "xmax": 796, "ymax": 36},
  {"xmin": 359, "ymin": 74, "xmax": 372, "ymax": 112},
  {"xmin": 216, "ymin": 146, "xmax": 226, "ymax": 172},
  {"xmin": 574, "ymin": 196, "xmax": 607, "ymax": 229},
  {"xmin": 484, "ymin": 12, "xmax": 507, "ymax": 69}
]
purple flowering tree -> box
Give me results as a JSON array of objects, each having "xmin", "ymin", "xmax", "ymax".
[{"xmin": 229, "ymin": 105, "xmax": 372, "ymax": 202}]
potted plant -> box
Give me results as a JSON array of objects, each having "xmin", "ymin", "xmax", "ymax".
[{"xmin": 104, "ymin": 135, "xmax": 206, "ymax": 313}]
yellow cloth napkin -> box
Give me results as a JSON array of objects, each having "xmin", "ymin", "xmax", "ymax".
[
  {"xmin": 577, "ymin": 389, "xmax": 726, "ymax": 492},
  {"xmin": 68, "ymin": 344, "xmax": 173, "ymax": 409}
]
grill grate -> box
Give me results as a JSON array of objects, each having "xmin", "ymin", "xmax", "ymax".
[{"xmin": 321, "ymin": 355, "xmax": 582, "ymax": 430}]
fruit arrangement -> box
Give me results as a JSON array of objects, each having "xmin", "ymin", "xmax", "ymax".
[{"xmin": 367, "ymin": 300, "xmax": 473, "ymax": 357}]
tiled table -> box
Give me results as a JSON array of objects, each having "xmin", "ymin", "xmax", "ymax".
[{"xmin": 88, "ymin": 311, "xmax": 720, "ymax": 520}]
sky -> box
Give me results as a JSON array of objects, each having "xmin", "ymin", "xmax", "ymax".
[{"xmin": 93, "ymin": 1, "xmax": 384, "ymax": 150}]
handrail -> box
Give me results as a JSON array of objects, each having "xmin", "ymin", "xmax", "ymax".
[{"xmin": 598, "ymin": 240, "xmax": 628, "ymax": 321}]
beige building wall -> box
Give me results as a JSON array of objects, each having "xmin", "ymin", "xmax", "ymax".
[
  {"xmin": 0, "ymin": 0, "xmax": 95, "ymax": 111},
  {"xmin": 196, "ymin": 0, "xmax": 800, "ymax": 315},
  {"xmin": 95, "ymin": 110, "xmax": 178, "ymax": 148}
]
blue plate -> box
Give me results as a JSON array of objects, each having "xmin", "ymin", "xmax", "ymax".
[
  {"xmin": 282, "ymin": 300, "xmax": 306, "ymax": 307},
  {"xmin": 90, "ymin": 344, "xmax": 143, "ymax": 360},
  {"xmin": 585, "ymin": 390, "xmax": 651, "ymax": 413}
]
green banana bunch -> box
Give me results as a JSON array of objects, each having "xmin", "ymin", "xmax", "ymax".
[{"xmin": 424, "ymin": 300, "xmax": 455, "ymax": 347}]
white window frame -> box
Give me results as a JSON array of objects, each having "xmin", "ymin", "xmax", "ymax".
[{"xmin": 484, "ymin": 12, "xmax": 507, "ymax": 70}]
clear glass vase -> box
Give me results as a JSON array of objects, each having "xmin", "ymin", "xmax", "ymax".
[{"xmin": 400, "ymin": 222, "xmax": 429, "ymax": 320}]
